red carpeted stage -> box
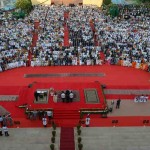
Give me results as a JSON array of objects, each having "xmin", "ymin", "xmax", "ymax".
[{"xmin": 0, "ymin": 65, "xmax": 150, "ymax": 127}]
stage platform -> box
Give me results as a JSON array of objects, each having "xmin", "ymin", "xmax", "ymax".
[{"xmin": 0, "ymin": 65, "xmax": 149, "ymax": 127}]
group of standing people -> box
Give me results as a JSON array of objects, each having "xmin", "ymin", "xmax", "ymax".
[
  {"xmin": 0, "ymin": 114, "xmax": 13, "ymax": 136},
  {"xmin": 61, "ymin": 90, "xmax": 74, "ymax": 103},
  {"xmin": 109, "ymin": 99, "xmax": 121, "ymax": 112}
]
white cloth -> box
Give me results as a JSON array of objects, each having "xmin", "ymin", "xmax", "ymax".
[
  {"xmin": 85, "ymin": 117, "xmax": 90, "ymax": 126},
  {"xmin": 42, "ymin": 118, "xmax": 47, "ymax": 126}
]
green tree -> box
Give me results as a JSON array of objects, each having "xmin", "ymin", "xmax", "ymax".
[
  {"xmin": 103, "ymin": 0, "xmax": 112, "ymax": 5},
  {"xmin": 138, "ymin": 0, "xmax": 150, "ymax": 2},
  {"xmin": 15, "ymin": 0, "xmax": 32, "ymax": 13},
  {"xmin": 109, "ymin": 4, "xmax": 119, "ymax": 17}
]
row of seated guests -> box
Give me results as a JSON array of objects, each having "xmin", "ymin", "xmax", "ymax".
[
  {"xmin": 31, "ymin": 46, "xmax": 102, "ymax": 66},
  {"xmin": 134, "ymin": 95, "xmax": 149, "ymax": 103}
]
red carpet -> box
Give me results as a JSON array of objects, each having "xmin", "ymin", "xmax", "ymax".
[
  {"xmin": 89, "ymin": 20, "xmax": 98, "ymax": 46},
  {"xmin": 0, "ymin": 65, "xmax": 149, "ymax": 128},
  {"xmin": 60, "ymin": 127, "xmax": 75, "ymax": 150},
  {"xmin": 18, "ymin": 82, "xmax": 106, "ymax": 109},
  {"xmin": 28, "ymin": 21, "xmax": 39, "ymax": 65},
  {"xmin": 0, "ymin": 65, "xmax": 149, "ymax": 87},
  {"xmin": 106, "ymin": 94, "xmax": 143, "ymax": 100},
  {"xmin": 64, "ymin": 12, "xmax": 70, "ymax": 46},
  {"xmin": 100, "ymin": 52, "xmax": 105, "ymax": 63}
]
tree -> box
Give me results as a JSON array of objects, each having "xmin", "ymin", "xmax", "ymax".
[
  {"xmin": 15, "ymin": 0, "xmax": 32, "ymax": 13},
  {"xmin": 138, "ymin": 0, "xmax": 150, "ymax": 3},
  {"xmin": 103, "ymin": 0, "xmax": 112, "ymax": 5},
  {"xmin": 109, "ymin": 4, "xmax": 119, "ymax": 18}
]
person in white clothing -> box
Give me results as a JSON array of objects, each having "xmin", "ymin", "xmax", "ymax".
[
  {"xmin": 47, "ymin": 110, "xmax": 53, "ymax": 121},
  {"xmin": 2, "ymin": 126, "xmax": 9, "ymax": 136},
  {"xmin": 85, "ymin": 114, "xmax": 91, "ymax": 127},
  {"xmin": 69, "ymin": 91, "xmax": 74, "ymax": 102},
  {"xmin": 42, "ymin": 117, "xmax": 47, "ymax": 127}
]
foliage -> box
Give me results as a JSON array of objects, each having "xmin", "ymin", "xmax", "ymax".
[
  {"xmin": 52, "ymin": 122, "xmax": 56, "ymax": 130},
  {"xmin": 76, "ymin": 124, "xmax": 81, "ymax": 130},
  {"xmin": 103, "ymin": 0, "xmax": 112, "ymax": 5},
  {"xmin": 109, "ymin": 4, "xmax": 119, "ymax": 18},
  {"xmin": 80, "ymin": 112, "xmax": 84, "ymax": 119},
  {"xmin": 77, "ymin": 129, "xmax": 81, "ymax": 135},
  {"xmin": 15, "ymin": 0, "xmax": 32, "ymax": 13},
  {"xmin": 51, "ymin": 137, "xmax": 55, "ymax": 143},
  {"xmin": 78, "ymin": 137, "xmax": 82, "ymax": 143},
  {"xmin": 138, "ymin": 0, "xmax": 150, "ymax": 2},
  {"xmin": 78, "ymin": 143, "xmax": 83, "ymax": 150},
  {"xmin": 50, "ymin": 144, "xmax": 54, "ymax": 150},
  {"xmin": 52, "ymin": 130, "xmax": 56, "ymax": 137},
  {"xmin": 12, "ymin": 11, "xmax": 26, "ymax": 19}
]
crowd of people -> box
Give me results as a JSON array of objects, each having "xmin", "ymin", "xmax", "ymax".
[
  {"xmin": 0, "ymin": 4, "xmax": 149, "ymax": 71},
  {"xmin": 0, "ymin": 10, "xmax": 34, "ymax": 71},
  {"xmin": 61, "ymin": 90, "xmax": 74, "ymax": 103},
  {"xmin": 134, "ymin": 95, "xmax": 149, "ymax": 103},
  {"xmin": 0, "ymin": 114, "xmax": 13, "ymax": 136},
  {"xmin": 95, "ymin": 5, "xmax": 150, "ymax": 70}
]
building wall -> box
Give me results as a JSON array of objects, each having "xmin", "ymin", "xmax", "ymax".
[
  {"xmin": 51, "ymin": 0, "xmax": 82, "ymax": 5},
  {"xmin": 31, "ymin": 0, "xmax": 51, "ymax": 5},
  {"xmin": 32, "ymin": 0, "xmax": 102, "ymax": 6},
  {"xmin": 83, "ymin": 0, "xmax": 103, "ymax": 7},
  {"xmin": 32, "ymin": 0, "xmax": 82, "ymax": 5}
]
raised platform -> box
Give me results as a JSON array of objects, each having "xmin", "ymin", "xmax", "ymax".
[{"xmin": 0, "ymin": 65, "xmax": 149, "ymax": 127}]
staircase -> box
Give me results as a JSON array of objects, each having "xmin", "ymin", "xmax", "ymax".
[
  {"xmin": 53, "ymin": 109, "xmax": 80, "ymax": 127},
  {"xmin": 60, "ymin": 127, "xmax": 75, "ymax": 150}
]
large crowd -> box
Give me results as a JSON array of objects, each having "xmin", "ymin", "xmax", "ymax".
[
  {"xmin": 95, "ymin": 5, "xmax": 150, "ymax": 70},
  {"xmin": 0, "ymin": 4, "xmax": 149, "ymax": 71},
  {"xmin": 0, "ymin": 11, "xmax": 34, "ymax": 71}
]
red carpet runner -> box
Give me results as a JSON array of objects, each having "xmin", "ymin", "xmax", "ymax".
[
  {"xmin": 64, "ymin": 12, "xmax": 70, "ymax": 47},
  {"xmin": 60, "ymin": 127, "xmax": 75, "ymax": 150},
  {"xmin": 89, "ymin": 20, "xmax": 98, "ymax": 46},
  {"xmin": 28, "ymin": 21, "xmax": 39, "ymax": 66}
]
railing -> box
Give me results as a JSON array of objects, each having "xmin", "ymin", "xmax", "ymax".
[{"xmin": 79, "ymin": 108, "xmax": 109, "ymax": 118}]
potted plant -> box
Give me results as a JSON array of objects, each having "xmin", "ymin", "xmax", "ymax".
[
  {"xmin": 50, "ymin": 144, "xmax": 54, "ymax": 150},
  {"xmin": 78, "ymin": 143, "xmax": 83, "ymax": 150},
  {"xmin": 77, "ymin": 124, "xmax": 81, "ymax": 130},
  {"xmin": 77, "ymin": 129, "xmax": 81, "ymax": 135},
  {"xmin": 52, "ymin": 122, "xmax": 56, "ymax": 130},
  {"xmin": 78, "ymin": 137, "xmax": 82, "ymax": 143},
  {"xmin": 51, "ymin": 137, "xmax": 55, "ymax": 143},
  {"xmin": 52, "ymin": 130, "xmax": 56, "ymax": 137}
]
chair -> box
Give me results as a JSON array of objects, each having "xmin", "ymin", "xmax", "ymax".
[
  {"xmin": 143, "ymin": 120, "xmax": 149, "ymax": 126},
  {"xmin": 112, "ymin": 120, "xmax": 119, "ymax": 126}
]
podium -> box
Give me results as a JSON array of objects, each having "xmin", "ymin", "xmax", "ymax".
[{"xmin": 34, "ymin": 89, "xmax": 49, "ymax": 103}]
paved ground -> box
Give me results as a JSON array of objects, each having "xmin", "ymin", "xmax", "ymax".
[
  {"xmin": 0, "ymin": 128, "xmax": 60, "ymax": 150},
  {"xmin": 75, "ymin": 127, "xmax": 150, "ymax": 150},
  {"xmin": 104, "ymin": 89, "xmax": 150, "ymax": 95},
  {"xmin": 1, "ymin": 127, "xmax": 150, "ymax": 150},
  {"xmin": 107, "ymin": 100, "xmax": 150, "ymax": 116}
]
